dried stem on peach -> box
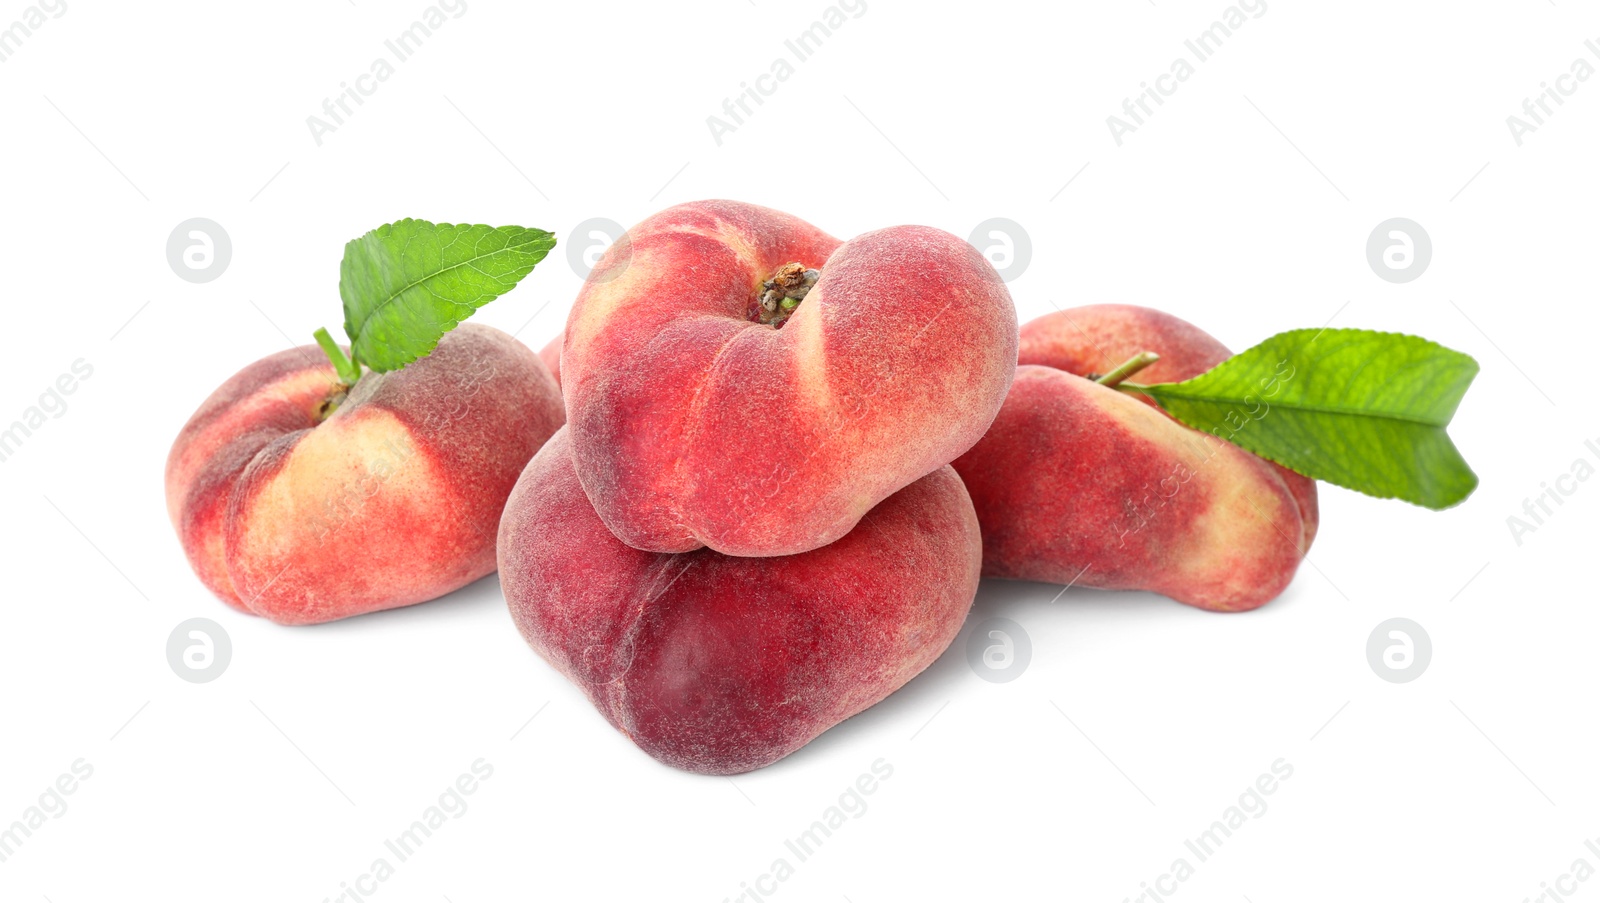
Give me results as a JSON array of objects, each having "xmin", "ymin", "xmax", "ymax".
[{"xmin": 756, "ymin": 261, "xmax": 820, "ymax": 327}]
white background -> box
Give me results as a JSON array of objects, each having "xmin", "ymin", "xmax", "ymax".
[{"xmin": 2, "ymin": 1, "xmax": 1596, "ymax": 901}]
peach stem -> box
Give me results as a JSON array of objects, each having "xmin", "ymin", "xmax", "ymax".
[
  {"xmin": 759, "ymin": 262, "xmax": 820, "ymax": 327},
  {"xmin": 1095, "ymin": 351, "xmax": 1160, "ymax": 388},
  {"xmin": 314, "ymin": 327, "xmax": 362, "ymax": 387}
]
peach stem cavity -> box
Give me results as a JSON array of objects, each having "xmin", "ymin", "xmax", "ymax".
[{"xmin": 757, "ymin": 261, "xmax": 820, "ymax": 328}]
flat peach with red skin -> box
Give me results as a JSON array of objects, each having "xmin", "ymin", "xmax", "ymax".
[
  {"xmin": 560, "ymin": 199, "xmax": 1018, "ymax": 558},
  {"xmin": 166, "ymin": 324, "xmax": 564, "ymax": 625},
  {"xmin": 951, "ymin": 304, "xmax": 1318, "ymax": 612},
  {"xmin": 498, "ymin": 428, "xmax": 981, "ymax": 775}
]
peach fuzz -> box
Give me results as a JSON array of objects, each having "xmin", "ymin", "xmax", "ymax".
[
  {"xmin": 498, "ymin": 428, "xmax": 981, "ymax": 775},
  {"xmin": 166, "ymin": 324, "xmax": 564, "ymax": 625},
  {"xmin": 951, "ymin": 305, "xmax": 1318, "ymax": 612},
  {"xmin": 538, "ymin": 333, "xmax": 563, "ymax": 388},
  {"xmin": 559, "ymin": 199, "xmax": 1017, "ymax": 558}
]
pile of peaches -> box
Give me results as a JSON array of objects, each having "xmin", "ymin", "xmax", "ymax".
[{"xmin": 166, "ymin": 201, "xmax": 1315, "ymax": 775}]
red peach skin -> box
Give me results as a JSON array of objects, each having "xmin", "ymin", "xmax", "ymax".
[
  {"xmin": 166, "ymin": 324, "xmax": 564, "ymax": 625},
  {"xmin": 498, "ymin": 428, "xmax": 982, "ymax": 775},
  {"xmin": 952, "ymin": 305, "xmax": 1318, "ymax": 612},
  {"xmin": 560, "ymin": 200, "xmax": 1017, "ymax": 557},
  {"xmin": 538, "ymin": 333, "xmax": 563, "ymax": 388},
  {"xmin": 1016, "ymin": 304, "xmax": 1318, "ymax": 549}
]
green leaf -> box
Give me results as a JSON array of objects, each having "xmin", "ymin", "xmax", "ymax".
[
  {"xmin": 1132, "ymin": 329, "xmax": 1480, "ymax": 510},
  {"xmin": 338, "ymin": 219, "xmax": 555, "ymax": 372}
]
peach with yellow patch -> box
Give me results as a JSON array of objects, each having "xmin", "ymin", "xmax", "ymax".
[
  {"xmin": 498, "ymin": 428, "xmax": 981, "ymax": 774},
  {"xmin": 560, "ymin": 200, "xmax": 1018, "ymax": 557},
  {"xmin": 166, "ymin": 324, "xmax": 564, "ymax": 625},
  {"xmin": 951, "ymin": 305, "xmax": 1318, "ymax": 612}
]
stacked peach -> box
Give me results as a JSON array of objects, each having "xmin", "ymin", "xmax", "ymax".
[
  {"xmin": 498, "ymin": 200, "xmax": 1019, "ymax": 773},
  {"xmin": 499, "ymin": 432, "xmax": 981, "ymax": 774}
]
